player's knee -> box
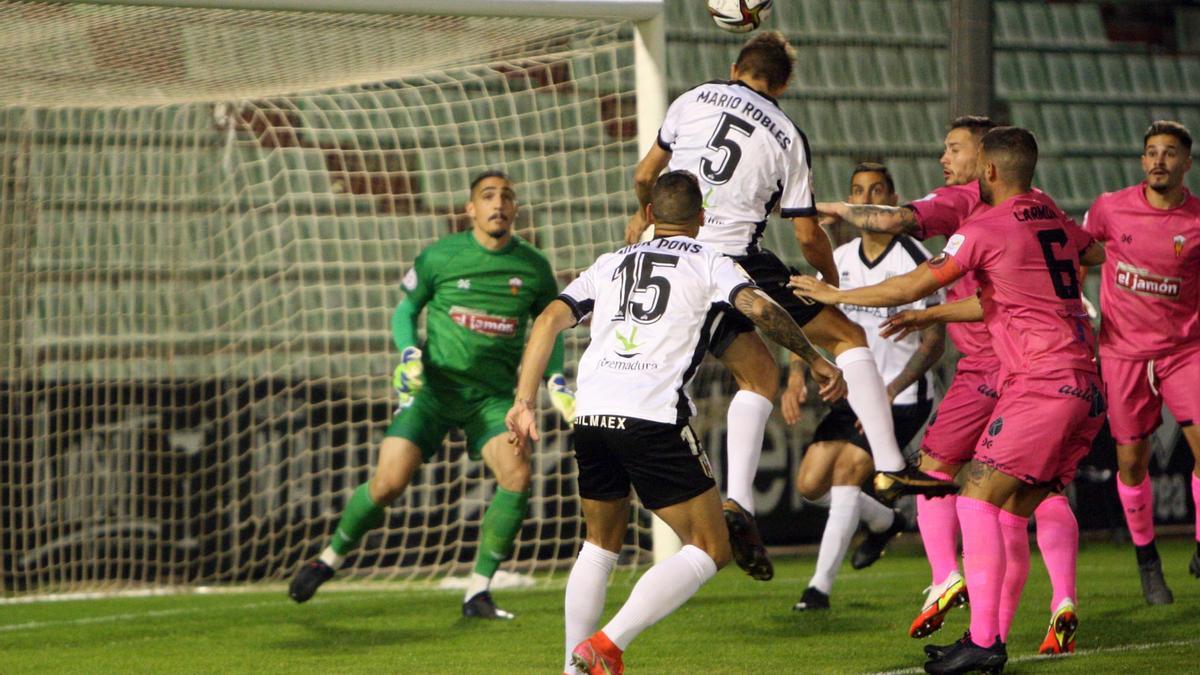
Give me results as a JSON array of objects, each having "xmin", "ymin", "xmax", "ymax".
[
  {"xmin": 495, "ymin": 462, "xmax": 532, "ymax": 492},
  {"xmin": 833, "ymin": 449, "xmax": 873, "ymax": 485},
  {"xmin": 732, "ymin": 360, "xmax": 779, "ymax": 400},
  {"xmin": 368, "ymin": 474, "xmax": 406, "ymax": 505},
  {"xmin": 795, "ymin": 457, "xmax": 829, "ymax": 501}
]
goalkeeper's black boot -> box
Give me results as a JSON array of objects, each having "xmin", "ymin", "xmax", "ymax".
[
  {"xmin": 288, "ymin": 560, "xmax": 334, "ymax": 603},
  {"xmin": 874, "ymin": 466, "xmax": 958, "ymax": 505},
  {"xmin": 462, "ymin": 591, "xmax": 515, "ymax": 620},
  {"xmin": 852, "ymin": 509, "xmax": 907, "ymax": 569},
  {"xmin": 924, "ymin": 633, "xmax": 1007, "ymax": 674},
  {"xmin": 723, "ymin": 498, "xmax": 774, "ymax": 581},
  {"xmin": 792, "ymin": 586, "xmax": 830, "ymax": 611}
]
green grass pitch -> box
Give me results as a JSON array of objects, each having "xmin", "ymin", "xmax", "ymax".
[{"xmin": 3, "ymin": 539, "xmax": 1197, "ymax": 673}]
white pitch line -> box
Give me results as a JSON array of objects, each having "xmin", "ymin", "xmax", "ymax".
[
  {"xmin": 0, "ymin": 595, "xmax": 362, "ymax": 635},
  {"xmin": 869, "ymin": 637, "xmax": 1200, "ymax": 675}
]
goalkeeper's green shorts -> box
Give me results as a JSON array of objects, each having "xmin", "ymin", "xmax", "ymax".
[{"xmin": 385, "ymin": 381, "xmax": 512, "ymax": 461}]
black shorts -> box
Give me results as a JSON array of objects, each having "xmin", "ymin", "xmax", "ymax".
[
  {"xmin": 572, "ymin": 415, "xmax": 715, "ymax": 510},
  {"xmin": 708, "ymin": 249, "xmax": 826, "ymax": 357},
  {"xmin": 811, "ymin": 398, "xmax": 934, "ymax": 454}
]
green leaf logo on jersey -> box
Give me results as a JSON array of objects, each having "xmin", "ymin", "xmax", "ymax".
[
  {"xmin": 702, "ymin": 187, "xmax": 716, "ymax": 209},
  {"xmin": 615, "ymin": 326, "xmax": 641, "ymax": 357}
]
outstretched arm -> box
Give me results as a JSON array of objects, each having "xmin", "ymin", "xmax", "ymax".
[
  {"xmin": 732, "ymin": 287, "xmax": 846, "ymax": 401},
  {"xmin": 885, "ymin": 323, "xmax": 945, "ymax": 402},
  {"xmin": 791, "ymin": 261, "xmax": 952, "ymax": 309},
  {"xmin": 793, "ymin": 215, "xmax": 839, "ymax": 286},
  {"xmin": 817, "ymin": 201, "xmax": 920, "ymax": 236},
  {"xmin": 507, "ymin": 300, "xmax": 577, "ymax": 445}
]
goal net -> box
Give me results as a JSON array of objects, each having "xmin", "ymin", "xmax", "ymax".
[{"xmin": 0, "ymin": 0, "xmax": 652, "ymax": 596}]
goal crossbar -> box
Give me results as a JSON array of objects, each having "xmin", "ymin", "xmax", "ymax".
[{"xmin": 71, "ymin": 0, "xmax": 663, "ymax": 20}]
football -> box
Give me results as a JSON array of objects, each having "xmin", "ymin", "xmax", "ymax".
[{"xmin": 707, "ymin": 0, "xmax": 773, "ymax": 33}]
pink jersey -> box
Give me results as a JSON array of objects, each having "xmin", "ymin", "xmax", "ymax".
[
  {"xmin": 931, "ymin": 190, "xmax": 1098, "ymax": 376},
  {"xmin": 1082, "ymin": 183, "xmax": 1200, "ymax": 359},
  {"xmin": 907, "ymin": 182, "xmax": 994, "ymax": 359}
]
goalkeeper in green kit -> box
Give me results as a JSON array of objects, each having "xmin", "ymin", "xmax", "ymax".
[{"xmin": 288, "ymin": 171, "xmax": 575, "ymax": 619}]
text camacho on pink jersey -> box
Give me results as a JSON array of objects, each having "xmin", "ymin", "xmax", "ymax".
[
  {"xmin": 932, "ymin": 190, "xmax": 1098, "ymax": 375},
  {"xmin": 1083, "ymin": 183, "xmax": 1200, "ymax": 359},
  {"xmin": 907, "ymin": 182, "xmax": 994, "ymax": 359}
]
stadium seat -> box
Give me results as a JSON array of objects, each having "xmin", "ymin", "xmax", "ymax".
[
  {"xmin": 994, "ymin": 2, "xmax": 1024, "ymax": 45},
  {"xmin": 1098, "ymin": 54, "xmax": 1134, "ymax": 97}
]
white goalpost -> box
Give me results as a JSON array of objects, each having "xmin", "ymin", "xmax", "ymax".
[{"xmin": 0, "ymin": 0, "xmax": 668, "ymax": 598}]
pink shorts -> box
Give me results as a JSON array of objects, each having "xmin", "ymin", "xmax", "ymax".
[
  {"xmin": 921, "ymin": 356, "xmax": 1000, "ymax": 466},
  {"xmin": 975, "ymin": 369, "xmax": 1106, "ymax": 491},
  {"xmin": 1101, "ymin": 344, "xmax": 1200, "ymax": 445}
]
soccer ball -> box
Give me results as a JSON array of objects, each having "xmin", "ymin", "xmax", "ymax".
[{"xmin": 707, "ymin": 0, "xmax": 773, "ymax": 33}]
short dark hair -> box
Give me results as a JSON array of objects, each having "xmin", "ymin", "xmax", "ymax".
[
  {"xmin": 469, "ymin": 170, "xmax": 512, "ymax": 196},
  {"xmin": 949, "ymin": 115, "xmax": 998, "ymax": 139},
  {"xmin": 981, "ymin": 126, "xmax": 1039, "ymax": 188},
  {"xmin": 1143, "ymin": 120, "xmax": 1193, "ymax": 153},
  {"xmin": 734, "ymin": 31, "xmax": 795, "ymax": 92},
  {"xmin": 850, "ymin": 161, "xmax": 895, "ymax": 195},
  {"xmin": 650, "ymin": 170, "xmax": 703, "ymax": 225}
]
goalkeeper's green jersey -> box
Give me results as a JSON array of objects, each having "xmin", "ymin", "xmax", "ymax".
[{"xmin": 395, "ymin": 231, "xmax": 560, "ymax": 395}]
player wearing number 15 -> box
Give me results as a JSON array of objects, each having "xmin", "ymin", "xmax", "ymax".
[
  {"xmin": 628, "ymin": 32, "xmax": 955, "ymax": 582},
  {"xmin": 288, "ymin": 171, "xmax": 573, "ymax": 620}
]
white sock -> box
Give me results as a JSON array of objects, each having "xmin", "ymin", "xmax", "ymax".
[
  {"xmin": 858, "ymin": 493, "xmax": 896, "ymax": 534},
  {"xmin": 564, "ymin": 542, "xmax": 619, "ymax": 673},
  {"xmin": 836, "ymin": 347, "xmax": 904, "ymax": 472},
  {"xmin": 602, "ymin": 544, "xmax": 717, "ymax": 650},
  {"xmin": 808, "ymin": 486, "xmax": 862, "ymax": 594},
  {"xmin": 724, "ymin": 391, "xmax": 773, "ymax": 514},
  {"xmin": 464, "ymin": 572, "xmax": 490, "ymax": 602},
  {"xmin": 318, "ymin": 546, "xmax": 345, "ymax": 569}
]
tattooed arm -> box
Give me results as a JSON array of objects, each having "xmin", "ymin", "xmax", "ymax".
[
  {"xmin": 732, "ymin": 287, "xmax": 846, "ymax": 401},
  {"xmin": 816, "ymin": 201, "xmax": 920, "ymax": 236}
]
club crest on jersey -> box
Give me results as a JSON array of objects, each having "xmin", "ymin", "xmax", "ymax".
[
  {"xmin": 1115, "ymin": 261, "xmax": 1180, "ymax": 299},
  {"xmin": 508, "ymin": 276, "xmax": 523, "ymax": 295},
  {"xmin": 1174, "ymin": 234, "xmax": 1186, "ymax": 258},
  {"xmin": 449, "ymin": 305, "xmax": 517, "ymax": 338},
  {"xmin": 614, "ymin": 326, "xmax": 642, "ymax": 358},
  {"xmin": 457, "ymin": 278, "xmax": 471, "ymax": 290},
  {"xmin": 988, "ymin": 417, "xmax": 1004, "ymax": 437}
]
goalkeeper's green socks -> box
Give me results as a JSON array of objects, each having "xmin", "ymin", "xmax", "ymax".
[
  {"xmin": 320, "ymin": 483, "xmax": 385, "ymax": 568},
  {"xmin": 465, "ymin": 487, "xmax": 529, "ymax": 600}
]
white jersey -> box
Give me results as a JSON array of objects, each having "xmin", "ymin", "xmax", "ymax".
[
  {"xmin": 560, "ymin": 236, "xmax": 755, "ymax": 424},
  {"xmin": 658, "ymin": 80, "xmax": 815, "ymax": 257},
  {"xmin": 833, "ymin": 236, "xmax": 945, "ymax": 406}
]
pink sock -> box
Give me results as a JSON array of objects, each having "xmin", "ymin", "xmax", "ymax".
[
  {"xmin": 1035, "ymin": 494, "xmax": 1078, "ymax": 611},
  {"xmin": 1116, "ymin": 475, "xmax": 1156, "ymax": 546},
  {"xmin": 998, "ymin": 511, "xmax": 1030, "ymax": 643},
  {"xmin": 1193, "ymin": 473, "xmax": 1200, "ymax": 543},
  {"xmin": 917, "ymin": 470, "xmax": 960, "ymax": 584},
  {"xmin": 957, "ymin": 496, "xmax": 1004, "ymax": 648}
]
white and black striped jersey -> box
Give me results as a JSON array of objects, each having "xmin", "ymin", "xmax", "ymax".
[
  {"xmin": 657, "ymin": 80, "xmax": 816, "ymax": 257},
  {"xmin": 833, "ymin": 236, "xmax": 945, "ymax": 405},
  {"xmin": 558, "ymin": 236, "xmax": 755, "ymax": 424}
]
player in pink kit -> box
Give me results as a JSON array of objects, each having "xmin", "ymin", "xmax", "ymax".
[
  {"xmin": 796, "ymin": 127, "xmax": 1107, "ymax": 673},
  {"xmin": 820, "ymin": 118, "xmax": 1086, "ymax": 654},
  {"xmin": 1083, "ymin": 120, "xmax": 1200, "ymax": 604}
]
